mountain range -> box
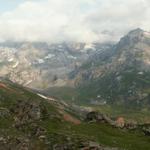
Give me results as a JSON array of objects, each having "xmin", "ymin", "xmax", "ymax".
[
  {"xmin": 0, "ymin": 41, "xmax": 112, "ymax": 89},
  {"xmin": 1, "ymin": 28, "xmax": 149, "ymax": 108},
  {"xmin": 66, "ymin": 28, "xmax": 150, "ymax": 108},
  {"xmin": 0, "ymin": 28, "xmax": 150, "ymax": 149}
]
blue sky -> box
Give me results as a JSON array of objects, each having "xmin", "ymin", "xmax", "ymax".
[
  {"xmin": 0, "ymin": 0, "xmax": 45, "ymax": 13},
  {"xmin": 0, "ymin": 0, "xmax": 25, "ymax": 13}
]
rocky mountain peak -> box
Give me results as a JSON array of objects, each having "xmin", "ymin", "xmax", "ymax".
[
  {"xmin": 117, "ymin": 28, "xmax": 145, "ymax": 48},
  {"xmin": 128, "ymin": 28, "xmax": 144, "ymax": 36}
]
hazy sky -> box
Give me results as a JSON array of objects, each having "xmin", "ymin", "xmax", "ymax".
[{"xmin": 0, "ymin": 0, "xmax": 149, "ymax": 43}]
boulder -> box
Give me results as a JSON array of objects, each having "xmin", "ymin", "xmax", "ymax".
[
  {"xmin": 0, "ymin": 107, "xmax": 10, "ymax": 118},
  {"xmin": 115, "ymin": 117, "xmax": 125, "ymax": 128},
  {"xmin": 10, "ymin": 100, "xmax": 48, "ymax": 127},
  {"xmin": 85, "ymin": 111, "xmax": 115, "ymax": 126}
]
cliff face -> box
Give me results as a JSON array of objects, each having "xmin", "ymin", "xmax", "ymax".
[{"xmin": 71, "ymin": 29, "xmax": 150, "ymax": 107}]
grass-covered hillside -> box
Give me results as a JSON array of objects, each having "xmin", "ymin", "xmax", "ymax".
[{"xmin": 0, "ymin": 78, "xmax": 150, "ymax": 149}]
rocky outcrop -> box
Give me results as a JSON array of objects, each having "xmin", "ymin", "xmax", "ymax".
[
  {"xmin": 124, "ymin": 121, "xmax": 137, "ymax": 130},
  {"xmin": 0, "ymin": 107, "xmax": 10, "ymax": 118},
  {"xmin": 85, "ymin": 111, "xmax": 115, "ymax": 126},
  {"xmin": 0, "ymin": 136, "xmax": 31, "ymax": 150},
  {"xmin": 48, "ymin": 134, "xmax": 119, "ymax": 150},
  {"xmin": 86, "ymin": 111, "xmax": 139, "ymax": 129},
  {"xmin": 141, "ymin": 124, "xmax": 150, "ymax": 136},
  {"xmin": 10, "ymin": 100, "xmax": 48, "ymax": 128},
  {"xmin": 115, "ymin": 117, "xmax": 125, "ymax": 128}
]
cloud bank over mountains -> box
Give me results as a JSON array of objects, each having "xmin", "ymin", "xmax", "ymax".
[{"xmin": 0, "ymin": 0, "xmax": 150, "ymax": 43}]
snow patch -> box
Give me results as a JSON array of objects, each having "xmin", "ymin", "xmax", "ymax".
[
  {"xmin": 138, "ymin": 72, "xmax": 143, "ymax": 75},
  {"xmin": 37, "ymin": 59, "xmax": 44, "ymax": 64},
  {"xmin": 24, "ymin": 80, "xmax": 33, "ymax": 86},
  {"xmin": 12, "ymin": 61, "xmax": 19, "ymax": 68},
  {"xmin": 37, "ymin": 93, "xmax": 56, "ymax": 101},
  {"xmin": 67, "ymin": 55, "xmax": 77, "ymax": 59},
  {"xmin": 8, "ymin": 58, "xmax": 14, "ymax": 62},
  {"xmin": 84, "ymin": 43, "xmax": 96, "ymax": 50},
  {"xmin": 45, "ymin": 54, "xmax": 55, "ymax": 59}
]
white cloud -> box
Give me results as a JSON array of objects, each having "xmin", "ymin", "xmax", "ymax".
[{"xmin": 0, "ymin": 0, "xmax": 150, "ymax": 43}]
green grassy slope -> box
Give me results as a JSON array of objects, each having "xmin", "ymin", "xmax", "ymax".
[{"xmin": 0, "ymin": 79, "xmax": 150, "ymax": 149}]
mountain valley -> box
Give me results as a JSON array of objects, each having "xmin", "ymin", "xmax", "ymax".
[{"xmin": 0, "ymin": 28, "xmax": 150, "ymax": 150}]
